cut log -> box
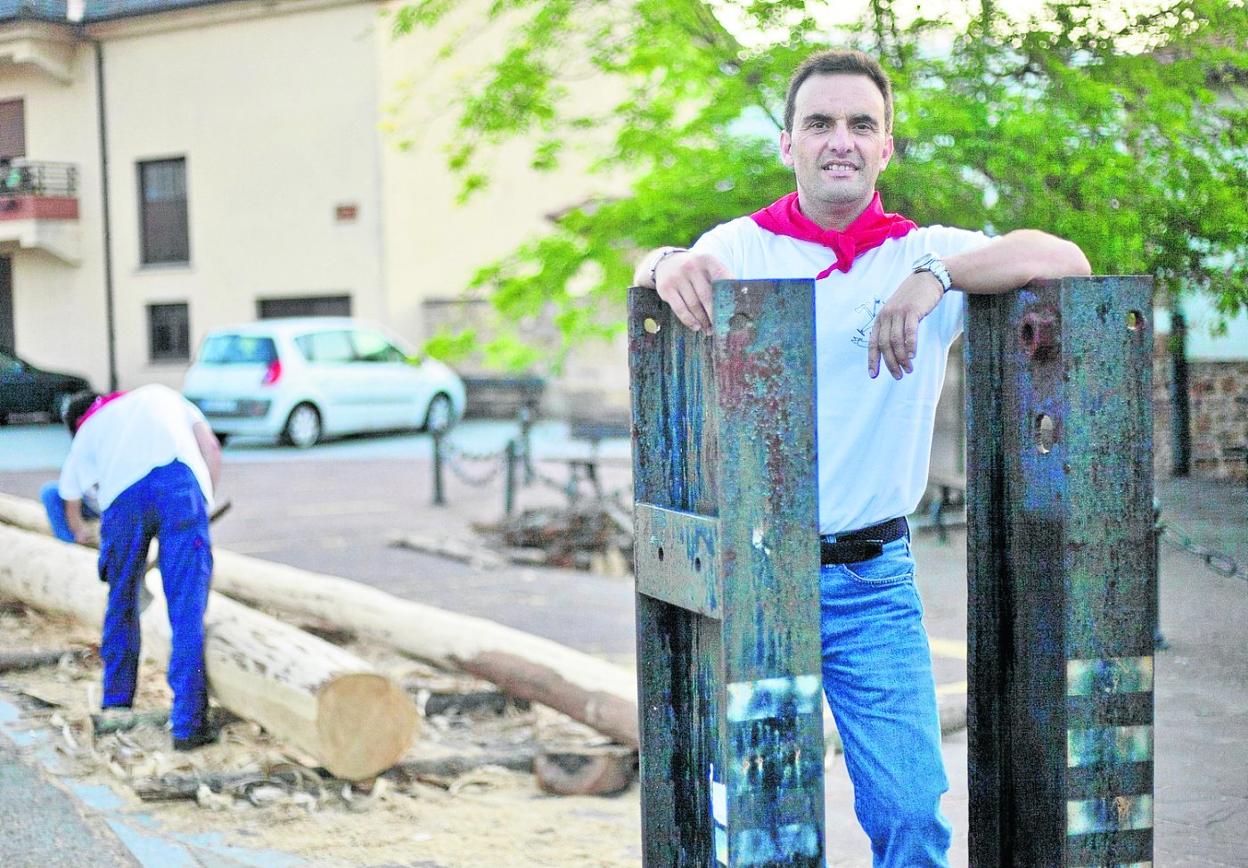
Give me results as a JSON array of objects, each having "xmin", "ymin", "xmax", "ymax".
[
  {"xmin": 413, "ymin": 686, "xmax": 527, "ymax": 718},
  {"xmin": 388, "ymin": 746, "xmax": 536, "ymax": 784},
  {"xmin": 0, "ymin": 648, "xmax": 84, "ymax": 673},
  {"xmin": 533, "ymin": 744, "xmax": 637, "ymax": 796},
  {"xmin": 0, "ymin": 523, "xmax": 418, "ymax": 780},
  {"xmin": 0, "ymin": 493, "xmax": 638, "ymax": 747},
  {"xmin": 0, "ymin": 492, "xmax": 51, "ymax": 535},
  {"xmin": 206, "ymin": 549, "xmax": 640, "ymax": 748},
  {"xmin": 133, "ymin": 770, "xmax": 305, "ymax": 802},
  {"xmin": 389, "ymin": 531, "xmax": 507, "ymax": 570}
]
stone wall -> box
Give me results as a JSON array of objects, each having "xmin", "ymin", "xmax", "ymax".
[
  {"xmin": 1189, "ymin": 360, "xmax": 1248, "ymax": 481},
  {"xmin": 1152, "ymin": 332, "xmax": 1248, "ymax": 483}
]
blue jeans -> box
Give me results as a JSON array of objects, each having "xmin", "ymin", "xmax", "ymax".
[
  {"xmin": 820, "ymin": 534, "xmax": 951, "ymax": 867},
  {"xmin": 40, "ymin": 481, "xmax": 100, "ymax": 543},
  {"xmin": 97, "ymin": 461, "xmax": 213, "ymax": 740}
]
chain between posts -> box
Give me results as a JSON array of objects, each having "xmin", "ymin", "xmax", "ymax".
[
  {"xmin": 428, "ymin": 419, "xmax": 629, "ymax": 510},
  {"xmin": 430, "ymin": 430, "xmax": 511, "ymax": 504},
  {"xmin": 1158, "ymin": 518, "xmax": 1242, "ymax": 579}
]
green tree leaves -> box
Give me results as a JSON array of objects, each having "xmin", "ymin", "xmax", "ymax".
[{"xmin": 396, "ymin": 0, "xmax": 1248, "ymax": 366}]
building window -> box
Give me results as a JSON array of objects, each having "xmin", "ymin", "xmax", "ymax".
[
  {"xmin": 139, "ymin": 158, "xmax": 189, "ymax": 264},
  {"xmin": 0, "ymin": 99, "xmax": 26, "ymax": 162},
  {"xmin": 257, "ymin": 295, "xmax": 352, "ymax": 319},
  {"xmin": 148, "ymin": 303, "xmax": 190, "ymax": 362}
]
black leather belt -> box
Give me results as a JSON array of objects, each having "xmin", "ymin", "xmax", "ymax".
[{"xmin": 820, "ymin": 517, "xmax": 908, "ymax": 565}]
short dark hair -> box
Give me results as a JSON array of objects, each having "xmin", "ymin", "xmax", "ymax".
[
  {"xmin": 64, "ymin": 391, "xmax": 100, "ymax": 436},
  {"xmin": 784, "ymin": 50, "xmax": 894, "ymax": 133}
]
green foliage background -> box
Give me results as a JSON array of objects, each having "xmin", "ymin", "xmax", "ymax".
[{"xmin": 393, "ymin": 0, "xmax": 1248, "ymax": 369}]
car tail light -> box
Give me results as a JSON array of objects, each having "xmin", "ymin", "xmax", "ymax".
[{"xmin": 261, "ymin": 359, "xmax": 282, "ymax": 386}]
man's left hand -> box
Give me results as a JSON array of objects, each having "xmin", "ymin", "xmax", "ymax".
[{"xmin": 868, "ymin": 272, "xmax": 945, "ymax": 380}]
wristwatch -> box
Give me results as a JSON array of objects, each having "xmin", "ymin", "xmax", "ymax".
[{"xmin": 912, "ymin": 253, "xmax": 953, "ymax": 294}]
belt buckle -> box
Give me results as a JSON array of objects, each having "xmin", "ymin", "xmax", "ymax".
[{"xmin": 859, "ymin": 539, "xmax": 885, "ymax": 559}]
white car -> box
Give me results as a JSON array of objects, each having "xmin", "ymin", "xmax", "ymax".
[{"xmin": 182, "ymin": 317, "xmax": 466, "ymax": 448}]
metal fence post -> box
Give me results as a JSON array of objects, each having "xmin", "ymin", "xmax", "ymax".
[
  {"xmin": 431, "ymin": 428, "xmax": 445, "ymax": 506},
  {"xmin": 504, "ymin": 438, "xmax": 518, "ymax": 516},
  {"xmin": 629, "ymin": 280, "xmax": 824, "ymax": 866},
  {"xmin": 966, "ymin": 277, "xmax": 1155, "ymax": 866},
  {"xmin": 517, "ymin": 406, "xmax": 535, "ymax": 485}
]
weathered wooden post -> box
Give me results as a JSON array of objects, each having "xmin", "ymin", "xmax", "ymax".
[
  {"xmin": 628, "ymin": 280, "xmax": 825, "ymax": 866},
  {"xmin": 966, "ymin": 276, "xmax": 1156, "ymax": 866}
]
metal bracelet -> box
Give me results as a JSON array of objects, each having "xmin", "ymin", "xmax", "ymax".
[{"xmin": 649, "ymin": 247, "xmax": 688, "ymax": 287}]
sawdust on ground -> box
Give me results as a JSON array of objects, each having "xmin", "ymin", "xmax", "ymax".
[{"xmin": 0, "ymin": 604, "xmax": 642, "ymax": 867}]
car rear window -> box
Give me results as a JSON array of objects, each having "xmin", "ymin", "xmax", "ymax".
[{"xmin": 198, "ymin": 334, "xmax": 277, "ymax": 365}]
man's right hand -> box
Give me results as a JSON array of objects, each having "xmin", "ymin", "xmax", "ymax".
[{"xmin": 645, "ymin": 250, "xmax": 733, "ymax": 333}]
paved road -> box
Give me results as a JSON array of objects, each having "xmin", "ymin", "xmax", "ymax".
[{"xmin": 0, "ymin": 420, "xmax": 1244, "ymax": 865}]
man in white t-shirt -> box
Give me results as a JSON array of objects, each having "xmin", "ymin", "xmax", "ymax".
[
  {"xmin": 634, "ymin": 50, "xmax": 1090, "ymax": 867},
  {"xmin": 59, "ymin": 384, "xmax": 222, "ymax": 751}
]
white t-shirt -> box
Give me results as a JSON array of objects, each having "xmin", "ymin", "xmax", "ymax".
[
  {"xmin": 59, "ymin": 384, "xmax": 214, "ymax": 512},
  {"xmin": 692, "ymin": 216, "xmax": 992, "ymax": 535}
]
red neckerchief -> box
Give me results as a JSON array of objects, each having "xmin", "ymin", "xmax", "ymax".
[
  {"xmin": 75, "ymin": 391, "xmax": 128, "ymax": 433},
  {"xmin": 750, "ymin": 191, "xmax": 917, "ymax": 279}
]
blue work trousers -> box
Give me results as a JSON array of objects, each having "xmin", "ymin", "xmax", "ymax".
[
  {"xmin": 820, "ymin": 534, "xmax": 952, "ymax": 867},
  {"xmin": 97, "ymin": 461, "xmax": 213, "ymax": 740}
]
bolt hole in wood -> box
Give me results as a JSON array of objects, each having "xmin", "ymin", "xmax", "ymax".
[
  {"xmin": 1035, "ymin": 413, "xmax": 1057, "ymax": 454},
  {"xmin": 643, "ymin": 317, "xmax": 661, "ymax": 334},
  {"xmin": 657, "ymin": 546, "xmax": 665, "ymax": 562},
  {"xmin": 1020, "ymin": 321, "xmax": 1035, "ymax": 345},
  {"xmin": 694, "ymin": 557, "xmax": 702, "ymax": 572},
  {"xmin": 1126, "ymin": 310, "xmax": 1144, "ymax": 332}
]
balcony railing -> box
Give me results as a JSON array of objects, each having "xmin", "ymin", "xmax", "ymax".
[{"xmin": 0, "ymin": 159, "xmax": 77, "ymax": 199}]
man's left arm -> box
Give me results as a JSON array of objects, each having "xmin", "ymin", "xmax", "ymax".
[
  {"xmin": 62, "ymin": 498, "xmax": 91, "ymax": 545},
  {"xmin": 869, "ymin": 229, "xmax": 1091, "ymax": 379}
]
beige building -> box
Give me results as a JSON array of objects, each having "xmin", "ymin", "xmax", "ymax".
[{"xmin": 0, "ymin": 0, "xmax": 628, "ymax": 409}]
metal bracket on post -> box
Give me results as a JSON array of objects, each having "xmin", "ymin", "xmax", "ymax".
[
  {"xmin": 966, "ymin": 276, "xmax": 1156, "ymax": 866},
  {"xmin": 628, "ymin": 280, "xmax": 825, "ymax": 867}
]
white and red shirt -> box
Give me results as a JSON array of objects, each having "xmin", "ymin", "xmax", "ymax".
[
  {"xmin": 692, "ymin": 203, "xmax": 991, "ymax": 535},
  {"xmin": 59, "ymin": 384, "xmax": 214, "ymax": 512}
]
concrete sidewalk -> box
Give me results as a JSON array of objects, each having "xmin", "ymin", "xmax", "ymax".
[{"xmin": 0, "ymin": 421, "xmax": 1244, "ymax": 865}]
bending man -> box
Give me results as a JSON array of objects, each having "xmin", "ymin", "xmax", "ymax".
[{"xmin": 59, "ymin": 384, "xmax": 222, "ymax": 750}]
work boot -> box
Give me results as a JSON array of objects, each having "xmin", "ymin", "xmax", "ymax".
[{"xmin": 172, "ymin": 721, "xmax": 219, "ymax": 752}]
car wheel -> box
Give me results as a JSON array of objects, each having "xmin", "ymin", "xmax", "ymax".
[
  {"xmin": 282, "ymin": 403, "xmax": 322, "ymax": 448},
  {"xmin": 423, "ymin": 393, "xmax": 455, "ymax": 433},
  {"xmin": 51, "ymin": 392, "xmax": 74, "ymax": 423}
]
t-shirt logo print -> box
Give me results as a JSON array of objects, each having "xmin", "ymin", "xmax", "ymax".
[{"xmin": 850, "ymin": 299, "xmax": 883, "ymax": 348}]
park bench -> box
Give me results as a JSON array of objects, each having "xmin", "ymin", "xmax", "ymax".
[
  {"xmin": 461, "ymin": 374, "xmax": 546, "ymax": 419},
  {"xmin": 554, "ymin": 406, "xmax": 632, "ymax": 504}
]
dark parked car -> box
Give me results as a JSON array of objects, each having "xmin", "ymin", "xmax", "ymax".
[{"xmin": 0, "ymin": 349, "xmax": 92, "ymax": 424}]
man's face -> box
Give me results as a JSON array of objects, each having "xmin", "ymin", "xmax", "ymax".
[{"xmin": 780, "ymin": 73, "xmax": 894, "ymax": 228}]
